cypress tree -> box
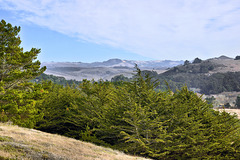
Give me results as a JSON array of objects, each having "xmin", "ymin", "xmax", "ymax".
[{"xmin": 0, "ymin": 19, "xmax": 46, "ymax": 127}]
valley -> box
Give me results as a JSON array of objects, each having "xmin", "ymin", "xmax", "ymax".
[{"xmin": 42, "ymin": 58, "xmax": 182, "ymax": 81}]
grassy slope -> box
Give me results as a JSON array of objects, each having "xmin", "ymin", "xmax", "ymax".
[{"xmin": 0, "ymin": 123, "xmax": 151, "ymax": 160}]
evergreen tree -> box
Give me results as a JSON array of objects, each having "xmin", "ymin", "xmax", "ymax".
[
  {"xmin": 34, "ymin": 67, "xmax": 240, "ymax": 159},
  {"xmin": 0, "ymin": 19, "xmax": 46, "ymax": 90},
  {"xmin": 0, "ymin": 19, "xmax": 46, "ymax": 127},
  {"xmin": 113, "ymin": 67, "xmax": 240, "ymax": 159}
]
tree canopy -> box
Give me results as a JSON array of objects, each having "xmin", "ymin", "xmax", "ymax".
[
  {"xmin": 0, "ymin": 19, "xmax": 46, "ymax": 127},
  {"xmin": 36, "ymin": 68, "xmax": 240, "ymax": 159}
]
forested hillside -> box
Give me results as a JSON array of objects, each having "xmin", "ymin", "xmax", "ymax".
[{"xmin": 1, "ymin": 20, "xmax": 240, "ymax": 159}]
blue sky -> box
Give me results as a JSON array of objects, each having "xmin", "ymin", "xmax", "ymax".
[{"xmin": 0, "ymin": 0, "xmax": 240, "ymax": 62}]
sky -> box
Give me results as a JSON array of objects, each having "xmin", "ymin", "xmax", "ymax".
[{"xmin": 0, "ymin": 0, "xmax": 240, "ymax": 62}]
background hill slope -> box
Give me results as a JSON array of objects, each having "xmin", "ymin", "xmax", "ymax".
[{"xmin": 155, "ymin": 55, "xmax": 240, "ymax": 95}]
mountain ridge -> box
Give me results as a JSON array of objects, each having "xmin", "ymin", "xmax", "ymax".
[
  {"xmin": 41, "ymin": 58, "xmax": 184, "ymax": 81},
  {"xmin": 42, "ymin": 58, "xmax": 183, "ymax": 69}
]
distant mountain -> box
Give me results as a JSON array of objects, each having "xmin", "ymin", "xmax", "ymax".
[
  {"xmin": 41, "ymin": 59, "xmax": 183, "ymax": 81},
  {"xmin": 42, "ymin": 58, "xmax": 183, "ymax": 69}
]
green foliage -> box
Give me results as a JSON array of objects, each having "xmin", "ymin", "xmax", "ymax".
[
  {"xmin": 200, "ymin": 72, "xmax": 240, "ymax": 94},
  {"xmin": 0, "ymin": 19, "xmax": 46, "ymax": 90},
  {"xmin": 0, "ymin": 19, "xmax": 46, "ymax": 127},
  {"xmin": 156, "ymin": 69, "xmax": 240, "ymax": 95},
  {"xmin": 35, "ymin": 83, "xmax": 86, "ymax": 138},
  {"xmin": 36, "ymin": 67, "xmax": 240, "ymax": 159},
  {"xmin": 2, "ymin": 18, "xmax": 240, "ymax": 160},
  {"xmin": 35, "ymin": 80, "xmax": 117, "ymax": 146},
  {"xmin": 118, "ymin": 82, "xmax": 240, "ymax": 159},
  {"xmin": 0, "ymin": 83, "xmax": 46, "ymax": 128}
]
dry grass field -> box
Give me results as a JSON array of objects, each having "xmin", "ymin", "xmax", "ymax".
[{"xmin": 0, "ymin": 123, "xmax": 151, "ymax": 160}]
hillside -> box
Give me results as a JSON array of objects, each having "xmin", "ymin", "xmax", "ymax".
[
  {"xmin": 163, "ymin": 55, "xmax": 240, "ymax": 75},
  {"xmin": 155, "ymin": 55, "xmax": 240, "ymax": 95},
  {"xmin": 0, "ymin": 123, "xmax": 151, "ymax": 160},
  {"xmin": 208, "ymin": 56, "xmax": 240, "ymax": 73}
]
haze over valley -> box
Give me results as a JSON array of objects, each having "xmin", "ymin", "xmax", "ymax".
[{"xmin": 42, "ymin": 58, "xmax": 184, "ymax": 81}]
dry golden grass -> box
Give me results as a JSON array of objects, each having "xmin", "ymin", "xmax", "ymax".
[{"xmin": 0, "ymin": 123, "xmax": 151, "ymax": 160}]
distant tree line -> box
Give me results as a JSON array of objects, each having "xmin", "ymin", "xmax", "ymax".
[{"xmin": 32, "ymin": 73, "xmax": 82, "ymax": 86}]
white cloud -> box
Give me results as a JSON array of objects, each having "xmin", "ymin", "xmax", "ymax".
[{"xmin": 1, "ymin": 0, "xmax": 240, "ymax": 60}]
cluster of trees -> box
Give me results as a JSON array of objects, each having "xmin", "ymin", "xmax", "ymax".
[
  {"xmin": 1, "ymin": 20, "xmax": 240, "ymax": 159},
  {"xmin": 199, "ymin": 72, "xmax": 240, "ymax": 94},
  {"xmin": 35, "ymin": 69, "xmax": 240, "ymax": 159}
]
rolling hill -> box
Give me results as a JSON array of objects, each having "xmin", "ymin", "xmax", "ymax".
[{"xmin": 155, "ymin": 55, "xmax": 240, "ymax": 95}]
